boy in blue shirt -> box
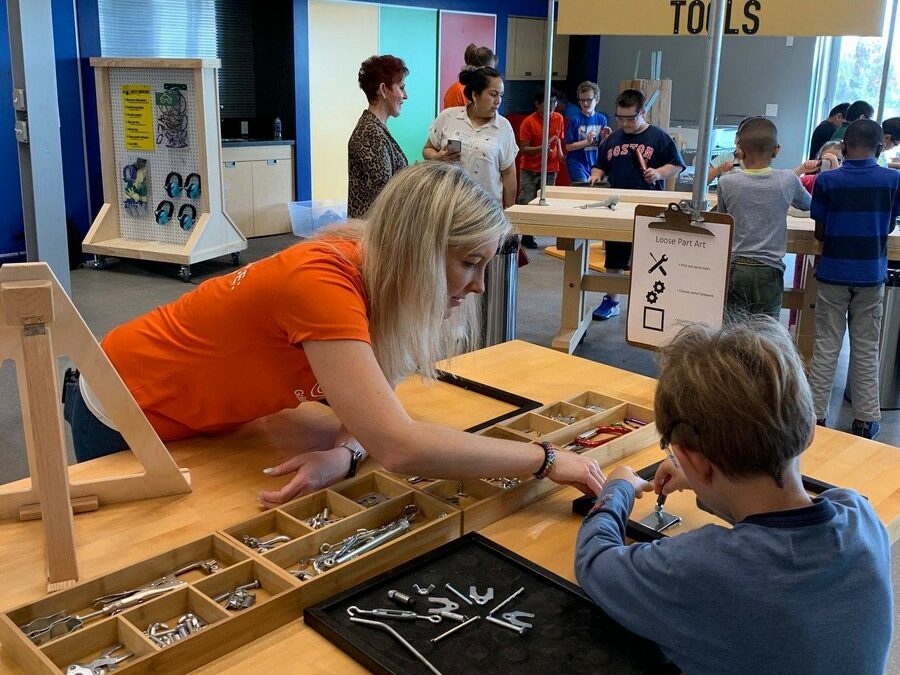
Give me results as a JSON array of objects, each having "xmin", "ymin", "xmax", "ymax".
[
  {"xmin": 809, "ymin": 118, "xmax": 900, "ymax": 439},
  {"xmin": 587, "ymin": 89, "xmax": 685, "ymax": 319},
  {"xmin": 575, "ymin": 317, "xmax": 892, "ymax": 675},
  {"xmin": 564, "ymin": 81, "xmax": 610, "ymax": 184}
]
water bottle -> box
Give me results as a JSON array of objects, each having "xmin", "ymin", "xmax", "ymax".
[{"xmin": 273, "ymin": 117, "xmax": 283, "ymax": 141}]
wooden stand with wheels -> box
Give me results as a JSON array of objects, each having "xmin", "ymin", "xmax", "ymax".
[{"xmin": 0, "ymin": 263, "xmax": 192, "ymax": 591}]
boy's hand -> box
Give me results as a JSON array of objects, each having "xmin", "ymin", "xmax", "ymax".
[
  {"xmin": 586, "ymin": 130, "xmax": 597, "ymax": 143},
  {"xmin": 600, "ymin": 126, "xmax": 612, "ymax": 140},
  {"xmin": 643, "ymin": 167, "xmax": 661, "ymax": 183},
  {"xmin": 653, "ymin": 457, "xmax": 690, "ymax": 496},
  {"xmin": 718, "ymin": 160, "xmax": 734, "ymax": 174},
  {"xmin": 587, "ymin": 169, "xmax": 604, "ymax": 185},
  {"xmin": 606, "ymin": 465, "xmax": 652, "ymax": 498}
]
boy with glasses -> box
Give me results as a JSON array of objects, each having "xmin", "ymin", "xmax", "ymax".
[
  {"xmin": 587, "ymin": 89, "xmax": 685, "ymax": 319},
  {"xmin": 575, "ymin": 317, "xmax": 892, "ymax": 674},
  {"xmin": 564, "ymin": 81, "xmax": 610, "ymax": 184}
]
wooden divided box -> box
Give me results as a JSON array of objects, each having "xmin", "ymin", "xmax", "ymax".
[
  {"xmin": 0, "ymin": 480, "xmax": 459, "ymax": 674},
  {"xmin": 392, "ymin": 391, "xmax": 659, "ymax": 533}
]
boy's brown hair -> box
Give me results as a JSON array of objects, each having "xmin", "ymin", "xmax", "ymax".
[
  {"xmin": 577, "ymin": 81, "xmax": 600, "ymax": 99},
  {"xmin": 654, "ymin": 317, "xmax": 814, "ymax": 487},
  {"xmin": 736, "ymin": 117, "xmax": 778, "ymax": 157}
]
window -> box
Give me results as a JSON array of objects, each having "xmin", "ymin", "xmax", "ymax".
[{"xmin": 831, "ymin": 7, "xmax": 893, "ymax": 111}]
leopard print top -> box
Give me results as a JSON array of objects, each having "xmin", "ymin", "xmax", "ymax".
[{"xmin": 347, "ymin": 110, "xmax": 408, "ymax": 218}]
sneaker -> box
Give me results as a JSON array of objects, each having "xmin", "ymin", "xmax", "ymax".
[
  {"xmin": 851, "ymin": 419, "xmax": 880, "ymax": 440},
  {"xmin": 521, "ymin": 235, "xmax": 538, "ymax": 249},
  {"xmin": 592, "ymin": 295, "xmax": 621, "ymax": 321}
]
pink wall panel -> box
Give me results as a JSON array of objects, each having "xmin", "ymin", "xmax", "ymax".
[{"xmin": 438, "ymin": 11, "xmax": 497, "ymax": 109}]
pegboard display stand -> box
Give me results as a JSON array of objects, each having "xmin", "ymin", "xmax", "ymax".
[{"xmin": 83, "ymin": 58, "xmax": 246, "ymax": 281}]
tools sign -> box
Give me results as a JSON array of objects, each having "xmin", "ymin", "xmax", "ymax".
[{"xmin": 626, "ymin": 203, "xmax": 733, "ymax": 350}]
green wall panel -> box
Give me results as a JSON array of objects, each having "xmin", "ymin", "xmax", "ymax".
[{"xmin": 379, "ymin": 6, "xmax": 438, "ymax": 164}]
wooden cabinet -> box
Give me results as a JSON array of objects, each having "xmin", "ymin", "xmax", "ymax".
[
  {"xmin": 222, "ymin": 145, "xmax": 295, "ymax": 238},
  {"xmin": 505, "ymin": 17, "xmax": 568, "ymax": 81}
]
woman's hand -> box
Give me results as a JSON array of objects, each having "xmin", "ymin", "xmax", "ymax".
[
  {"xmin": 652, "ymin": 457, "xmax": 690, "ymax": 496},
  {"xmin": 436, "ymin": 147, "xmax": 461, "ymax": 162},
  {"xmin": 605, "ymin": 465, "xmax": 652, "ymax": 498},
  {"xmin": 258, "ymin": 447, "xmax": 351, "ymax": 508},
  {"xmin": 548, "ymin": 451, "xmax": 605, "ymax": 496}
]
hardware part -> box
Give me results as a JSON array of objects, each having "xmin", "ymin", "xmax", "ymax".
[
  {"xmin": 437, "ymin": 610, "xmax": 466, "ymax": 622},
  {"xmin": 406, "ymin": 476, "xmax": 435, "ymax": 484},
  {"xmin": 349, "ymin": 617, "xmax": 444, "ymax": 675},
  {"xmin": 213, "ymin": 581, "xmax": 260, "ymax": 610},
  {"xmin": 145, "ymin": 612, "xmax": 207, "ymax": 647},
  {"xmin": 444, "ymin": 583, "xmax": 474, "ymax": 606},
  {"xmin": 550, "ymin": 414, "xmax": 578, "ymax": 424},
  {"xmin": 577, "ymin": 194, "xmax": 619, "ymax": 210},
  {"xmin": 387, "ymin": 589, "xmax": 414, "ymax": 607},
  {"xmin": 430, "ymin": 615, "xmax": 480, "ymax": 643},
  {"xmin": 413, "ymin": 583, "xmax": 435, "ymax": 596},
  {"xmin": 502, "ymin": 611, "xmax": 535, "ymax": 629},
  {"xmin": 89, "ymin": 559, "xmax": 219, "ymax": 608},
  {"xmin": 585, "ymin": 404, "xmax": 606, "ymax": 413},
  {"xmin": 638, "ymin": 504, "xmax": 682, "ymax": 533},
  {"xmin": 304, "ymin": 507, "xmax": 342, "ymax": 530},
  {"xmin": 485, "ymin": 477, "xmax": 521, "ymax": 489},
  {"xmin": 487, "ymin": 587, "xmax": 525, "ymax": 617},
  {"xmin": 426, "ymin": 597, "xmax": 459, "ymax": 614},
  {"xmin": 469, "ymin": 586, "xmax": 494, "ymax": 605},
  {"xmin": 347, "ymin": 606, "xmax": 441, "ymax": 624},
  {"xmin": 242, "ymin": 533, "xmax": 291, "ymax": 553},
  {"xmin": 485, "ymin": 615, "xmax": 525, "ymax": 634},
  {"xmin": 65, "ymin": 643, "xmax": 133, "ymax": 674},
  {"xmin": 355, "ymin": 491, "xmax": 389, "ymax": 507}
]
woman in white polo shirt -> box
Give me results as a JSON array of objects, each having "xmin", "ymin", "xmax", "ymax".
[{"xmin": 424, "ymin": 67, "xmax": 518, "ymax": 207}]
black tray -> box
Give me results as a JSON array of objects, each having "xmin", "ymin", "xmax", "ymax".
[{"xmin": 304, "ymin": 533, "xmax": 678, "ymax": 675}]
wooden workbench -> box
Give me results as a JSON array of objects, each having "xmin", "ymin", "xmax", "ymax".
[
  {"xmin": 507, "ymin": 186, "xmax": 900, "ymax": 354},
  {"xmin": 1, "ymin": 341, "xmax": 897, "ymax": 673}
]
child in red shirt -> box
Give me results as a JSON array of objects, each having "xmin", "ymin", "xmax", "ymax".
[{"xmin": 517, "ymin": 87, "xmax": 566, "ymax": 248}]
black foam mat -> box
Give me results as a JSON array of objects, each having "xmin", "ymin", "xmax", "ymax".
[{"xmin": 304, "ymin": 533, "xmax": 678, "ymax": 675}]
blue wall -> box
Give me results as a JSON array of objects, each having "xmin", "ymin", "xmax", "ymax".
[{"xmin": 0, "ymin": 6, "xmax": 23, "ymax": 258}]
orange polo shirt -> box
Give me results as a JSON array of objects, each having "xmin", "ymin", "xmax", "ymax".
[
  {"xmin": 102, "ymin": 239, "xmax": 370, "ymax": 441},
  {"xmin": 442, "ymin": 82, "xmax": 466, "ymax": 110},
  {"xmin": 518, "ymin": 111, "xmax": 566, "ymax": 173}
]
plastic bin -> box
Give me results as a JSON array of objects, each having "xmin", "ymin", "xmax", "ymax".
[{"xmin": 289, "ymin": 200, "xmax": 347, "ymax": 238}]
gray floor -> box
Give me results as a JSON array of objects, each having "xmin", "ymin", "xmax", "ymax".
[{"xmin": 0, "ymin": 234, "xmax": 896, "ymax": 669}]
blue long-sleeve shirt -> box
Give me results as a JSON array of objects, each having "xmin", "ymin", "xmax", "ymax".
[{"xmin": 575, "ymin": 480, "xmax": 892, "ymax": 675}]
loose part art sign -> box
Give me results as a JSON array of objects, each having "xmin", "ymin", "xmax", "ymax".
[
  {"xmin": 558, "ymin": 0, "xmax": 887, "ymax": 37},
  {"xmin": 626, "ymin": 205, "xmax": 733, "ymax": 350}
]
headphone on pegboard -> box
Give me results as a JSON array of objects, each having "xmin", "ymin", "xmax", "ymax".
[
  {"xmin": 165, "ymin": 171, "xmax": 183, "ymax": 198},
  {"xmin": 184, "ymin": 173, "xmax": 202, "ymax": 199},
  {"xmin": 178, "ymin": 203, "xmax": 197, "ymax": 231},
  {"xmin": 155, "ymin": 200, "xmax": 174, "ymax": 225}
]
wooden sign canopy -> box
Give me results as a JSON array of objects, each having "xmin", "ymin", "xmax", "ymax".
[{"xmin": 558, "ymin": 0, "xmax": 887, "ymax": 37}]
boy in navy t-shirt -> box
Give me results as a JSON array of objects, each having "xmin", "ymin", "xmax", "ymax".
[
  {"xmin": 587, "ymin": 89, "xmax": 685, "ymax": 319},
  {"xmin": 809, "ymin": 119, "xmax": 900, "ymax": 439},
  {"xmin": 564, "ymin": 81, "xmax": 610, "ymax": 184}
]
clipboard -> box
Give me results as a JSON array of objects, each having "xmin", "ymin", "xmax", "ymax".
[{"xmin": 626, "ymin": 201, "xmax": 734, "ymax": 350}]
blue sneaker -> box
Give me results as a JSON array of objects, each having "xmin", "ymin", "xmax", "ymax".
[
  {"xmin": 851, "ymin": 419, "xmax": 880, "ymax": 440},
  {"xmin": 592, "ymin": 295, "xmax": 620, "ymax": 321}
]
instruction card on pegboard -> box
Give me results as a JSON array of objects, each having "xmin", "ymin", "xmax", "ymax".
[
  {"xmin": 626, "ymin": 204, "xmax": 733, "ymax": 350},
  {"xmin": 121, "ymin": 84, "xmax": 154, "ymax": 151}
]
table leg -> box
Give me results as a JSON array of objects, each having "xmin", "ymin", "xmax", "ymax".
[
  {"xmin": 796, "ymin": 255, "xmax": 818, "ymax": 362},
  {"xmin": 551, "ymin": 238, "xmax": 593, "ymax": 353}
]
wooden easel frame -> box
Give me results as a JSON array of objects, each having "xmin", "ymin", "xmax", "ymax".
[{"xmin": 0, "ymin": 262, "xmax": 191, "ymax": 589}]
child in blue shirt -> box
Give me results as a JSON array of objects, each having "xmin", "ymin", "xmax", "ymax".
[
  {"xmin": 575, "ymin": 317, "xmax": 892, "ymax": 675},
  {"xmin": 564, "ymin": 81, "xmax": 609, "ymax": 184},
  {"xmin": 809, "ymin": 118, "xmax": 900, "ymax": 439}
]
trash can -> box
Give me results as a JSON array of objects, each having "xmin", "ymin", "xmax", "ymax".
[
  {"xmin": 480, "ymin": 236, "xmax": 519, "ymax": 348},
  {"xmin": 843, "ymin": 265, "xmax": 900, "ymax": 410},
  {"xmin": 877, "ymin": 266, "xmax": 900, "ymax": 410}
]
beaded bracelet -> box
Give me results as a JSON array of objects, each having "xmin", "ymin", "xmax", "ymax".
[{"xmin": 534, "ymin": 441, "xmax": 557, "ymax": 479}]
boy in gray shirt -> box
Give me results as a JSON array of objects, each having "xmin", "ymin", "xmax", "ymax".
[
  {"xmin": 716, "ymin": 118, "xmax": 811, "ymax": 318},
  {"xmin": 575, "ymin": 317, "xmax": 892, "ymax": 675}
]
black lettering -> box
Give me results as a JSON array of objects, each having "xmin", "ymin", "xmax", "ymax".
[
  {"xmin": 743, "ymin": 0, "xmax": 761, "ymax": 34},
  {"xmin": 670, "ymin": 0, "xmax": 686, "ymax": 34},
  {"xmin": 724, "ymin": 0, "xmax": 739, "ymax": 34},
  {"xmin": 687, "ymin": 0, "xmax": 705, "ymax": 34}
]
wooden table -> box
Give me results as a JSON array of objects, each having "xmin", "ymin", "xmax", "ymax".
[
  {"xmin": 2, "ymin": 341, "xmax": 898, "ymax": 673},
  {"xmin": 507, "ymin": 186, "xmax": 900, "ymax": 354}
]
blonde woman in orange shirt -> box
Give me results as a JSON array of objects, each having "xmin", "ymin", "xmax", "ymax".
[{"xmin": 64, "ymin": 162, "xmax": 605, "ymax": 506}]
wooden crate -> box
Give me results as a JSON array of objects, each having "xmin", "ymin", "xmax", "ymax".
[
  {"xmin": 394, "ymin": 391, "xmax": 659, "ymax": 533},
  {"xmin": 0, "ymin": 486, "xmax": 459, "ymax": 674}
]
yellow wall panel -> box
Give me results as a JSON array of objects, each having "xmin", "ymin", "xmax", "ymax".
[{"xmin": 309, "ymin": 0, "xmax": 379, "ymax": 201}]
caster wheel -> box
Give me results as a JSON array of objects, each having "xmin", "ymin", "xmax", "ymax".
[
  {"xmin": 231, "ymin": 252, "xmax": 241, "ymax": 266},
  {"xmin": 179, "ymin": 265, "xmax": 192, "ymax": 282},
  {"xmin": 93, "ymin": 255, "xmax": 109, "ymax": 270}
]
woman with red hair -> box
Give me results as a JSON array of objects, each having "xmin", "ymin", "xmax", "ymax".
[{"xmin": 348, "ymin": 55, "xmax": 409, "ymax": 218}]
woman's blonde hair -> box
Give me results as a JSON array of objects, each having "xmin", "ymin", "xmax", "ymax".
[{"xmin": 320, "ymin": 162, "xmax": 509, "ymax": 384}]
